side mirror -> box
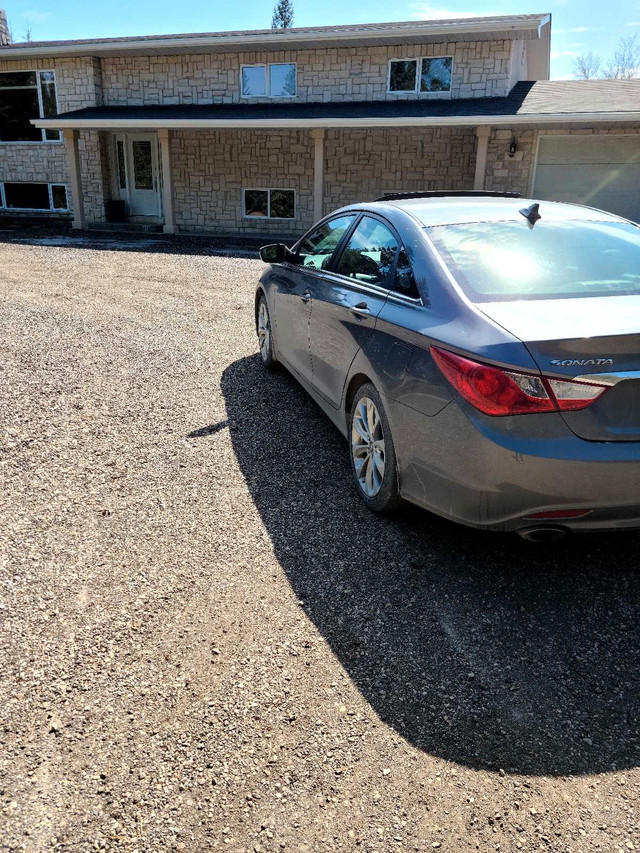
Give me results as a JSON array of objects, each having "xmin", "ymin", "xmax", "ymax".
[{"xmin": 259, "ymin": 243, "xmax": 292, "ymax": 264}]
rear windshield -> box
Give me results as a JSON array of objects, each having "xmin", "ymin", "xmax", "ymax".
[{"xmin": 427, "ymin": 219, "xmax": 640, "ymax": 302}]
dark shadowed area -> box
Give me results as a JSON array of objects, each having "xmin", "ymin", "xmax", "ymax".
[{"xmin": 220, "ymin": 353, "xmax": 640, "ymax": 777}]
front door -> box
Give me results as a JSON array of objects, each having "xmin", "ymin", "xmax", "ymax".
[
  {"xmin": 271, "ymin": 214, "xmax": 357, "ymax": 384},
  {"xmin": 115, "ymin": 133, "xmax": 161, "ymax": 217}
]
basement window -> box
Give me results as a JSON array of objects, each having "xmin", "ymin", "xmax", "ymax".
[
  {"xmin": 0, "ymin": 70, "xmax": 61, "ymax": 142},
  {"xmin": 388, "ymin": 56, "xmax": 453, "ymax": 94},
  {"xmin": 0, "ymin": 182, "xmax": 68, "ymax": 211},
  {"xmin": 241, "ymin": 63, "xmax": 297, "ymax": 98},
  {"xmin": 243, "ymin": 188, "xmax": 295, "ymax": 220}
]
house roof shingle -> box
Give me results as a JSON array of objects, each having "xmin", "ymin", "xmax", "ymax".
[{"xmin": 34, "ymin": 81, "xmax": 640, "ymax": 130}]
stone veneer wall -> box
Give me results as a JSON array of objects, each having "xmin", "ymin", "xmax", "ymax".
[
  {"xmin": 171, "ymin": 129, "xmax": 315, "ymax": 235},
  {"xmin": 324, "ymin": 127, "xmax": 477, "ymax": 212},
  {"xmin": 169, "ymin": 127, "xmax": 477, "ymax": 235},
  {"xmin": 101, "ymin": 39, "xmax": 516, "ymax": 106},
  {"xmin": 484, "ymin": 126, "xmax": 640, "ymax": 197},
  {"xmin": 484, "ymin": 127, "xmax": 537, "ymax": 196},
  {"xmin": 0, "ymin": 56, "xmax": 107, "ymax": 221}
]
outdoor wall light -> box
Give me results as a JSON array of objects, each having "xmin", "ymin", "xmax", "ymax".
[{"xmin": 508, "ymin": 138, "xmax": 518, "ymax": 157}]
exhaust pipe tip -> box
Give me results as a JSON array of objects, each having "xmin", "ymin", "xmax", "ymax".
[{"xmin": 516, "ymin": 526, "xmax": 569, "ymax": 543}]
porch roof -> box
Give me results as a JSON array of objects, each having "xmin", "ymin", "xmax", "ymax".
[{"xmin": 34, "ymin": 81, "xmax": 640, "ymax": 130}]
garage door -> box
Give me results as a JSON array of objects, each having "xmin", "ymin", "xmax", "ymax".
[{"xmin": 533, "ymin": 135, "xmax": 640, "ymax": 222}]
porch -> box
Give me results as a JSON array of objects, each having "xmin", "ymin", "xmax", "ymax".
[
  {"xmin": 33, "ymin": 81, "xmax": 640, "ymax": 233},
  {"xmin": 53, "ymin": 123, "xmax": 498, "ymax": 235}
]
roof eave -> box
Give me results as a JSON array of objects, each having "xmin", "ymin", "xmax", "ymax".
[
  {"xmin": 33, "ymin": 110, "xmax": 640, "ymax": 130},
  {"xmin": 2, "ymin": 14, "xmax": 551, "ymax": 58}
]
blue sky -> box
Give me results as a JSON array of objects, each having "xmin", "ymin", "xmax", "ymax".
[{"xmin": 4, "ymin": 0, "xmax": 640, "ymax": 79}]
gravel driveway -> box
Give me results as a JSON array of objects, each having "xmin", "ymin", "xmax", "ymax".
[{"xmin": 1, "ymin": 228, "xmax": 639, "ymax": 853}]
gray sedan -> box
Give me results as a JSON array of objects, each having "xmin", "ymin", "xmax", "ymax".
[{"xmin": 255, "ymin": 193, "xmax": 640, "ymax": 540}]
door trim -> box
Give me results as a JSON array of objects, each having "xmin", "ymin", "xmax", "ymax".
[{"xmin": 111, "ymin": 132, "xmax": 162, "ymax": 218}]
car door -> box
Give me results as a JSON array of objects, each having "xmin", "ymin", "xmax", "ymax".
[
  {"xmin": 270, "ymin": 214, "xmax": 357, "ymax": 384},
  {"xmin": 308, "ymin": 214, "xmax": 400, "ymax": 408}
]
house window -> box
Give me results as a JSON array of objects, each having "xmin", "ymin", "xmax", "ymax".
[
  {"xmin": 241, "ymin": 63, "xmax": 296, "ymax": 98},
  {"xmin": 420, "ymin": 57, "xmax": 453, "ymax": 92},
  {"xmin": 0, "ymin": 70, "xmax": 61, "ymax": 142},
  {"xmin": 388, "ymin": 57, "xmax": 452, "ymax": 94},
  {"xmin": 0, "ymin": 182, "xmax": 68, "ymax": 211},
  {"xmin": 243, "ymin": 188, "xmax": 295, "ymax": 220}
]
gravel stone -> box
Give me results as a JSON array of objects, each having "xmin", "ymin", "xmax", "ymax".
[{"xmin": 1, "ymin": 227, "xmax": 639, "ymax": 853}]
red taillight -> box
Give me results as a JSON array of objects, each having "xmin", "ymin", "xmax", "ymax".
[{"xmin": 431, "ymin": 346, "xmax": 608, "ymax": 417}]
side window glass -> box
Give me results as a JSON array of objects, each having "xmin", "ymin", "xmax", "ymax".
[
  {"xmin": 392, "ymin": 249, "xmax": 420, "ymax": 298},
  {"xmin": 335, "ymin": 216, "xmax": 398, "ymax": 286},
  {"xmin": 297, "ymin": 215, "xmax": 356, "ymax": 271}
]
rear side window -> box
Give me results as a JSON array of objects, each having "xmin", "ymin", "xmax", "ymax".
[
  {"xmin": 428, "ymin": 219, "xmax": 640, "ymax": 302},
  {"xmin": 335, "ymin": 216, "xmax": 399, "ymax": 286},
  {"xmin": 297, "ymin": 215, "xmax": 355, "ymax": 271},
  {"xmin": 391, "ymin": 249, "xmax": 420, "ymax": 299}
]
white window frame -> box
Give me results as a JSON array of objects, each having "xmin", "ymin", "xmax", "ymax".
[
  {"xmin": 0, "ymin": 69, "xmax": 62, "ymax": 144},
  {"xmin": 242, "ymin": 187, "xmax": 296, "ymax": 220},
  {"xmin": 386, "ymin": 56, "xmax": 453, "ymax": 96},
  {"xmin": 0, "ymin": 181, "xmax": 69, "ymax": 211},
  {"xmin": 240, "ymin": 63, "xmax": 297, "ymax": 99}
]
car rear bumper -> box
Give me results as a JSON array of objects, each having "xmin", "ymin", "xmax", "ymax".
[{"xmin": 390, "ymin": 395, "xmax": 640, "ymax": 533}]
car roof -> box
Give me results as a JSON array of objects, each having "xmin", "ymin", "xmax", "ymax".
[{"xmin": 358, "ymin": 196, "xmax": 629, "ymax": 227}]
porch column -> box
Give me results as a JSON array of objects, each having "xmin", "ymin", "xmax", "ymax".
[
  {"xmin": 63, "ymin": 128, "xmax": 86, "ymax": 230},
  {"xmin": 474, "ymin": 125, "xmax": 491, "ymax": 191},
  {"xmin": 311, "ymin": 128, "xmax": 325, "ymax": 222},
  {"xmin": 157, "ymin": 128, "xmax": 176, "ymax": 235}
]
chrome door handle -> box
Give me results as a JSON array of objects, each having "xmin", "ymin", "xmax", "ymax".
[
  {"xmin": 300, "ymin": 289, "xmax": 312, "ymax": 303},
  {"xmin": 350, "ymin": 301, "xmax": 370, "ymax": 317}
]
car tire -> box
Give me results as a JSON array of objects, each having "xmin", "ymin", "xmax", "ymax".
[
  {"xmin": 349, "ymin": 382, "xmax": 401, "ymax": 512},
  {"xmin": 257, "ymin": 294, "xmax": 277, "ymax": 370}
]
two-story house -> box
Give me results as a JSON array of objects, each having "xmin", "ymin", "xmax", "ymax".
[{"xmin": 1, "ymin": 10, "xmax": 639, "ymax": 235}]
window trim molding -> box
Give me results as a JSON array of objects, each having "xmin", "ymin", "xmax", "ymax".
[
  {"xmin": 242, "ymin": 187, "xmax": 297, "ymax": 220},
  {"xmin": 0, "ymin": 180, "xmax": 69, "ymax": 212},
  {"xmin": 240, "ymin": 62, "xmax": 297, "ymax": 99},
  {"xmin": 386, "ymin": 55, "xmax": 454, "ymax": 97},
  {"xmin": 0, "ymin": 68, "xmax": 63, "ymax": 144}
]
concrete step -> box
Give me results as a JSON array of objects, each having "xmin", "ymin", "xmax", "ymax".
[{"xmin": 88, "ymin": 221, "xmax": 164, "ymax": 234}]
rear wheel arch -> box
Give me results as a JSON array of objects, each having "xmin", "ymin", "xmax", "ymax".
[{"xmin": 344, "ymin": 372, "xmax": 374, "ymax": 428}]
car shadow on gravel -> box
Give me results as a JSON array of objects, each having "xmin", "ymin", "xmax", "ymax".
[{"xmin": 218, "ymin": 354, "xmax": 640, "ymax": 777}]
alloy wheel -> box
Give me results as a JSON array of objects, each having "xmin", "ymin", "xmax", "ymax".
[
  {"xmin": 258, "ymin": 301, "xmax": 270, "ymax": 362},
  {"xmin": 351, "ymin": 396, "xmax": 386, "ymax": 497}
]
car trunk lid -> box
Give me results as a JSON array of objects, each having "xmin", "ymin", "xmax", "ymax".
[{"xmin": 476, "ymin": 295, "xmax": 640, "ymax": 442}]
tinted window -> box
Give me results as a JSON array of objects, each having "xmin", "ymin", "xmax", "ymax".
[
  {"xmin": 428, "ymin": 219, "xmax": 640, "ymax": 302},
  {"xmin": 297, "ymin": 215, "xmax": 355, "ymax": 271},
  {"xmin": 392, "ymin": 249, "xmax": 420, "ymax": 298},
  {"xmin": 335, "ymin": 216, "xmax": 399, "ymax": 286}
]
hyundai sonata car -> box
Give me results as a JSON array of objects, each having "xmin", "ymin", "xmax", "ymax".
[{"xmin": 255, "ymin": 192, "xmax": 640, "ymax": 540}]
